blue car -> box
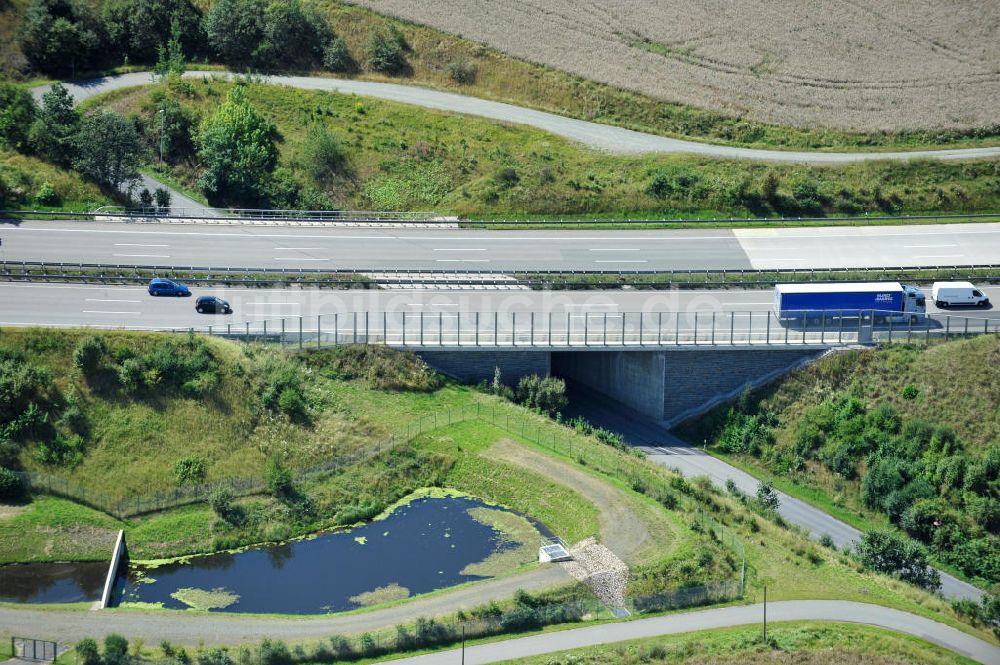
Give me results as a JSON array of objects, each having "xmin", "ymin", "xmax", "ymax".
[{"xmin": 148, "ymin": 278, "xmax": 191, "ymax": 297}]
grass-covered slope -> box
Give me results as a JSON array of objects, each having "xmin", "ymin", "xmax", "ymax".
[
  {"xmin": 87, "ymin": 79, "xmax": 1000, "ymax": 218},
  {"xmin": 0, "ymin": 147, "xmax": 111, "ymax": 211},
  {"xmin": 678, "ymin": 336, "xmax": 1000, "ymax": 585}
]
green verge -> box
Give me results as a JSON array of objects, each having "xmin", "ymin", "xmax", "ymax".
[
  {"xmin": 500, "ymin": 621, "xmax": 977, "ymax": 665},
  {"xmin": 81, "ymin": 80, "xmax": 1000, "ymax": 219}
]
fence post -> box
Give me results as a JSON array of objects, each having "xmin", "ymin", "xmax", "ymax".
[
  {"xmin": 675, "ymin": 312, "xmax": 679, "ymax": 345},
  {"xmin": 549, "ymin": 311, "xmax": 553, "ymax": 346},
  {"xmin": 495, "ymin": 312, "xmax": 499, "ymax": 346},
  {"xmin": 280, "ymin": 318, "xmax": 284, "ymax": 346},
  {"xmin": 439, "ymin": 312, "xmax": 443, "ymax": 346},
  {"xmin": 420, "ymin": 311, "xmax": 424, "ymax": 346},
  {"xmin": 946, "ymin": 316, "xmax": 951, "ymax": 340},
  {"xmin": 693, "ymin": 312, "xmax": 699, "ymax": 345},
  {"xmin": 335, "ymin": 313, "xmax": 339, "ymax": 345},
  {"xmin": 621, "ymin": 311, "xmax": 626, "ymax": 346},
  {"xmin": 711, "ymin": 312, "xmax": 716, "ymax": 345},
  {"xmin": 384, "ymin": 311, "xmax": 388, "ymax": 345},
  {"xmin": 530, "ymin": 312, "xmax": 535, "ymax": 347},
  {"xmin": 585, "ymin": 313, "xmax": 589, "ymax": 345},
  {"xmin": 476, "ymin": 312, "xmax": 480, "ymax": 346},
  {"xmin": 513, "ymin": 311, "xmax": 517, "ymax": 346},
  {"xmin": 658, "ymin": 311, "xmax": 663, "ymax": 345},
  {"xmin": 317, "ymin": 314, "xmax": 321, "ymax": 348}
]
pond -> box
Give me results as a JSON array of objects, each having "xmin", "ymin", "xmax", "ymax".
[
  {"xmin": 0, "ymin": 560, "xmax": 108, "ymax": 604},
  {"xmin": 111, "ymin": 495, "xmax": 543, "ymax": 614}
]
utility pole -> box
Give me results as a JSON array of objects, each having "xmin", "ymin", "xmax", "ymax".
[
  {"xmin": 461, "ymin": 624, "xmax": 465, "ymax": 665},
  {"xmin": 158, "ymin": 108, "xmax": 166, "ymax": 164},
  {"xmin": 763, "ymin": 585, "xmax": 768, "ymax": 643}
]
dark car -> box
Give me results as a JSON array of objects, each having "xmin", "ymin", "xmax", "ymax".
[
  {"xmin": 148, "ymin": 278, "xmax": 190, "ymax": 297},
  {"xmin": 195, "ymin": 296, "xmax": 232, "ymax": 314}
]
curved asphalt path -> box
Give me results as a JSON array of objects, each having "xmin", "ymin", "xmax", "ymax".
[
  {"xmin": 32, "ymin": 72, "xmax": 1000, "ymax": 164},
  {"xmin": 383, "ymin": 601, "xmax": 1000, "ymax": 665}
]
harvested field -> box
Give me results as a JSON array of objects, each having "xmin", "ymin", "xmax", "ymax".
[{"xmin": 348, "ymin": 0, "xmax": 1000, "ymax": 132}]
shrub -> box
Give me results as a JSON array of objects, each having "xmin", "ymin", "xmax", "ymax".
[
  {"xmin": 117, "ymin": 357, "xmax": 145, "ymax": 393},
  {"xmin": 264, "ymin": 456, "xmax": 293, "ymax": 496},
  {"xmin": 154, "ymin": 188, "xmax": 171, "ymax": 210},
  {"xmin": 76, "ymin": 638, "xmax": 101, "ymax": 665},
  {"xmin": 819, "ymin": 533, "xmax": 835, "ymax": 548},
  {"xmin": 258, "ymin": 639, "xmax": 291, "ymax": 665},
  {"xmin": 901, "ymin": 384, "xmax": 919, "ymax": 400},
  {"xmin": 197, "ymin": 649, "xmax": 233, "ymax": 665},
  {"xmin": 300, "ymin": 124, "xmax": 344, "ymax": 185},
  {"xmin": 73, "ymin": 335, "xmax": 107, "ymax": 374},
  {"xmin": 514, "ymin": 374, "xmax": 567, "ymax": 416},
  {"xmin": 365, "ymin": 26, "xmax": 406, "ymax": 73},
  {"xmin": 277, "ymin": 386, "xmax": 307, "ymax": 420},
  {"xmin": 103, "ymin": 634, "xmax": 130, "ymax": 665},
  {"xmin": 33, "ymin": 181, "xmax": 59, "ymax": 206},
  {"xmin": 494, "ymin": 167, "xmax": 519, "ymax": 188},
  {"xmin": 0, "ymin": 466, "xmax": 25, "ymax": 501},
  {"xmin": 322, "ymin": 36, "xmax": 352, "ymax": 72},
  {"xmin": 208, "ymin": 486, "xmax": 233, "ymax": 516},
  {"xmin": 35, "ymin": 433, "xmax": 84, "ymax": 467},
  {"xmin": 856, "ymin": 530, "xmax": 940, "ymax": 590},
  {"xmin": 756, "ymin": 480, "xmax": 780, "ymax": 512},
  {"xmin": 447, "ymin": 59, "xmax": 476, "ymax": 84},
  {"xmin": 174, "ymin": 456, "xmax": 207, "ymax": 485}
]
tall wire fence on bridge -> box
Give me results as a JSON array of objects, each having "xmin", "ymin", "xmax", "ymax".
[{"xmin": 174, "ymin": 309, "xmax": 1000, "ymax": 349}]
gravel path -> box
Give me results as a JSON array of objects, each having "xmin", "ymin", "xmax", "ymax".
[
  {"xmin": 0, "ymin": 566, "xmax": 567, "ymax": 645},
  {"xmin": 384, "ymin": 600, "xmax": 1000, "ymax": 665},
  {"xmin": 32, "ymin": 72, "xmax": 1000, "ymax": 165},
  {"xmin": 489, "ymin": 439, "xmax": 650, "ymax": 562}
]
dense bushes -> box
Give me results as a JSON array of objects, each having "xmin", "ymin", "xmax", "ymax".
[
  {"xmin": 0, "ymin": 466, "xmax": 25, "ymax": 500},
  {"xmin": 706, "ymin": 386, "xmax": 1000, "ymax": 584},
  {"xmin": 857, "ymin": 530, "xmax": 941, "ymax": 590},
  {"xmin": 304, "ymin": 345, "xmax": 442, "ymax": 392}
]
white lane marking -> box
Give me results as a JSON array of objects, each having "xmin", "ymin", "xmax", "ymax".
[
  {"xmin": 433, "ymin": 248, "xmax": 487, "ymax": 251},
  {"xmin": 430, "ymin": 303, "xmax": 459, "ymax": 307},
  {"xmin": 564, "ymin": 304, "xmax": 619, "ymax": 309},
  {"xmin": 751, "ymin": 258, "xmax": 807, "ymax": 262},
  {"xmin": 85, "ymin": 298, "xmax": 141, "ymax": 303},
  {"xmin": 81, "ymin": 310, "xmax": 140, "ymax": 315},
  {"xmin": 114, "ymin": 243, "xmax": 169, "ymax": 247},
  {"xmin": 904, "ymin": 244, "xmax": 957, "ymax": 248},
  {"xmin": 914, "ymin": 254, "xmax": 964, "ymax": 259},
  {"xmin": 594, "ymin": 260, "xmax": 648, "ymax": 264},
  {"xmin": 113, "ymin": 253, "xmax": 170, "ymax": 258},
  {"xmin": 721, "ymin": 302, "xmax": 773, "ymax": 307},
  {"xmin": 273, "ymin": 247, "xmax": 323, "ymax": 250},
  {"xmin": 435, "ymin": 259, "xmax": 490, "ymax": 262},
  {"xmin": 272, "ymin": 257, "xmax": 329, "ymax": 261},
  {"xmin": 589, "ymin": 248, "xmax": 641, "ymax": 251},
  {"xmin": 245, "ymin": 302, "xmax": 301, "ymax": 306}
]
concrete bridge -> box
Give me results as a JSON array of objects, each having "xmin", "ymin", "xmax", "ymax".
[{"xmin": 185, "ymin": 309, "xmax": 998, "ymax": 427}]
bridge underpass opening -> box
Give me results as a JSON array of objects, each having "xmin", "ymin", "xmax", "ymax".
[{"xmin": 551, "ymin": 348, "xmax": 826, "ymax": 427}]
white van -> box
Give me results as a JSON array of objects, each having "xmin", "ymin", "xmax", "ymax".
[{"xmin": 931, "ymin": 281, "xmax": 990, "ymax": 308}]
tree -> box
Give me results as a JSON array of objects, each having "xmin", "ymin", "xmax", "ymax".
[
  {"xmin": 0, "ymin": 83, "xmax": 37, "ymax": 152},
  {"xmin": 204, "ymin": 0, "xmax": 265, "ymax": 67},
  {"xmin": 756, "ymin": 480, "xmax": 780, "ymax": 512},
  {"xmin": 28, "ymin": 82, "xmax": 80, "ymax": 165},
  {"xmin": 254, "ymin": 0, "xmax": 332, "ymax": 69},
  {"xmin": 196, "ymin": 83, "xmax": 278, "ymax": 206},
  {"xmin": 154, "ymin": 16, "xmax": 189, "ymax": 79},
  {"xmin": 856, "ymin": 529, "xmax": 941, "ymax": 590},
  {"xmin": 365, "ymin": 26, "xmax": 406, "ymax": 74},
  {"xmin": 103, "ymin": 0, "xmax": 203, "ymax": 64},
  {"xmin": 19, "ymin": 0, "xmax": 103, "ymax": 75},
  {"xmin": 73, "ymin": 112, "xmax": 142, "ymax": 193},
  {"xmin": 154, "ymin": 187, "xmax": 172, "ymax": 210}
]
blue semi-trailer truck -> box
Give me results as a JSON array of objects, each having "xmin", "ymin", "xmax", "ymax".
[{"xmin": 774, "ymin": 282, "xmax": 926, "ymax": 323}]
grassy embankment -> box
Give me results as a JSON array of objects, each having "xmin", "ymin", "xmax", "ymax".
[
  {"xmin": 677, "ymin": 335, "xmax": 1000, "ymax": 588},
  {"xmin": 2, "ymin": 328, "xmax": 997, "ymax": 647},
  {"xmin": 501, "ymin": 622, "xmax": 977, "ymax": 665},
  {"xmin": 82, "ymin": 79, "xmax": 1000, "ymax": 220}
]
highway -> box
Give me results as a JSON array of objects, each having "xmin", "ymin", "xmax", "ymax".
[
  {"xmin": 1, "ymin": 283, "xmax": 997, "ymax": 331},
  {"xmin": 34, "ymin": 72, "xmax": 1000, "ymax": 164},
  {"xmin": 2, "ymin": 220, "xmax": 1000, "ymax": 272}
]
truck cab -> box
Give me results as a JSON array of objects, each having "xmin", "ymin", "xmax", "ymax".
[{"xmin": 902, "ymin": 285, "xmax": 927, "ymax": 318}]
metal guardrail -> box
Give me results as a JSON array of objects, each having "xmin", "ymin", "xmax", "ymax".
[
  {"xmin": 173, "ymin": 310, "xmax": 1000, "ymax": 349},
  {"xmin": 2, "ymin": 259, "xmax": 998, "ymax": 286},
  {"xmin": 3, "ymin": 209, "xmax": 1000, "ymax": 226}
]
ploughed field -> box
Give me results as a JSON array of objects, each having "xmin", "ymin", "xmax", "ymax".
[{"xmin": 348, "ymin": 0, "xmax": 1000, "ymax": 132}]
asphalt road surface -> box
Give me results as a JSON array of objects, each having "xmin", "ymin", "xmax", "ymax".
[
  {"xmin": 33, "ymin": 72, "xmax": 1000, "ymax": 164},
  {"xmin": 0, "ymin": 284, "xmax": 996, "ymax": 331},
  {"xmin": 383, "ymin": 600, "xmax": 1000, "ymax": 664},
  {"xmin": 562, "ymin": 387, "xmax": 984, "ymax": 602},
  {"xmin": 3, "ymin": 220, "xmax": 999, "ymax": 272}
]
